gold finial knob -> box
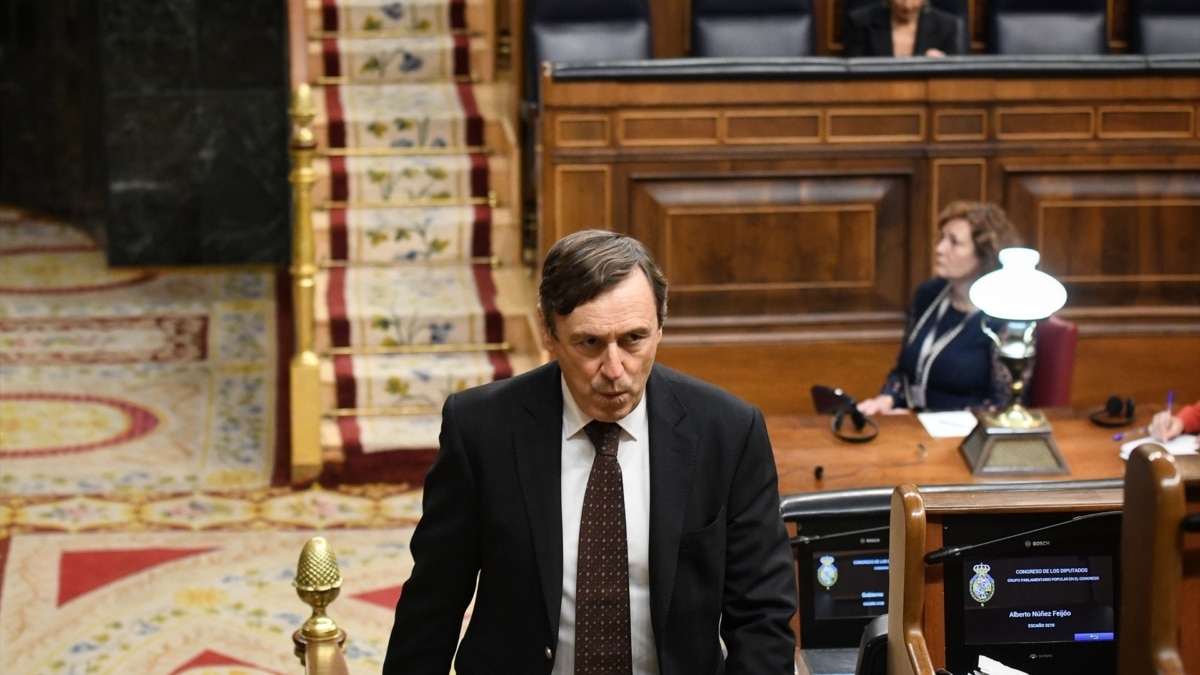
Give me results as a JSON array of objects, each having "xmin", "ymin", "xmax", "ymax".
[
  {"xmin": 290, "ymin": 84, "xmax": 316, "ymax": 146},
  {"xmin": 294, "ymin": 536, "xmax": 344, "ymax": 638}
]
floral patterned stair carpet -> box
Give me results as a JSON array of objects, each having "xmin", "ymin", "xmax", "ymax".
[{"xmin": 307, "ymin": 0, "xmax": 536, "ymax": 485}]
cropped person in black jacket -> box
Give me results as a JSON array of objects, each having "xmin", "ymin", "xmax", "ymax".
[{"xmin": 844, "ymin": 0, "xmax": 963, "ymax": 57}]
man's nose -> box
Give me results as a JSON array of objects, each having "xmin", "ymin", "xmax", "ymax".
[{"xmin": 599, "ymin": 344, "xmax": 625, "ymax": 379}]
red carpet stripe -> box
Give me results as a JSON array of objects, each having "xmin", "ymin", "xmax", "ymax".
[
  {"xmin": 455, "ymin": 82, "xmax": 484, "ymax": 147},
  {"xmin": 331, "ymin": 417, "xmax": 440, "ymax": 488},
  {"xmin": 471, "ymin": 204, "xmax": 492, "ymax": 258},
  {"xmin": 329, "ymin": 207, "xmax": 349, "ymax": 261},
  {"xmin": 472, "ymin": 264, "xmax": 503, "ymax": 343},
  {"xmin": 453, "ymin": 34, "xmax": 470, "ymax": 76},
  {"xmin": 329, "ymin": 155, "xmax": 349, "ymax": 202},
  {"xmin": 327, "ymin": 266, "xmax": 351, "ymax": 348},
  {"xmin": 322, "ymin": 38, "xmax": 341, "ymax": 78},
  {"xmin": 321, "ymin": 0, "xmax": 339, "ymax": 32},
  {"xmin": 449, "ymin": 0, "xmax": 466, "ymax": 29},
  {"xmin": 334, "ymin": 354, "xmax": 357, "ymax": 409},
  {"xmin": 469, "ymin": 153, "xmax": 489, "ymax": 199},
  {"xmin": 324, "ymin": 86, "xmax": 347, "ymax": 149},
  {"xmin": 329, "ymin": 445, "xmax": 438, "ymax": 489}
]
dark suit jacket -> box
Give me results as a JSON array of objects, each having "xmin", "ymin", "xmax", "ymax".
[
  {"xmin": 843, "ymin": 3, "xmax": 964, "ymax": 57},
  {"xmin": 383, "ymin": 361, "xmax": 798, "ymax": 674}
]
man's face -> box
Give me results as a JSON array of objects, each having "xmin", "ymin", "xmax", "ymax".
[{"xmin": 540, "ymin": 270, "xmax": 662, "ymax": 423}]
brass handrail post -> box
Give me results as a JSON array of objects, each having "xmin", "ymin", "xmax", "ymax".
[
  {"xmin": 289, "ymin": 83, "xmax": 323, "ymax": 485},
  {"xmin": 293, "ymin": 537, "xmax": 352, "ymax": 675}
]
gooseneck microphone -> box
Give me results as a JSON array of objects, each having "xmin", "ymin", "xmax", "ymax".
[
  {"xmin": 922, "ymin": 510, "xmax": 1122, "ymax": 565},
  {"xmin": 791, "ymin": 524, "xmax": 889, "ymax": 546}
]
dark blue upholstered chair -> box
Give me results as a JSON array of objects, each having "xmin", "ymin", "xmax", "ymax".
[
  {"xmin": 690, "ymin": 0, "xmax": 816, "ymax": 57},
  {"xmin": 524, "ymin": 0, "xmax": 652, "ymax": 106},
  {"xmin": 988, "ymin": 0, "xmax": 1109, "ymax": 55},
  {"xmin": 1130, "ymin": 0, "xmax": 1200, "ymax": 55}
]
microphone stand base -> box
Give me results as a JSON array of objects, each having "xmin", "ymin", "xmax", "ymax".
[{"xmin": 959, "ymin": 412, "xmax": 1070, "ymax": 476}]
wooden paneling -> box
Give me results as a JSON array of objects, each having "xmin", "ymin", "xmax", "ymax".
[
  {"xmin": 995, "ymin": 107, "xmax": 1095, "ymax": 140},
  {"xmin": 628, "ymin": 173, "xmax": 910, "ymax": 319},
  {"xmin": 1098, "ymin": 106, "xmax": 1195, "ymax": 139},
  {"xmin": 658, "ymin": 334, "xmax": 1200, "ymax": 417},
  {"xmin": 828, "ymin": 108, "xmax": 926, "ymax": 143},
  {"xmin": 725, "ymin": 110, "xmax": 822, "ymax": 145},
  {"xmin": 1004, "ymin": 166, "xmax": 1200, "ymax": 307},
  {"xmin": 555, "ymin": 115, "xmax": 610, "ymax": 147},
  {"xmin": 539, "ymin": 64, "xmax": 1200, "ymax": 417}
]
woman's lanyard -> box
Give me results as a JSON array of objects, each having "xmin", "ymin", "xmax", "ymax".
[{"xmin": 905, "ymin": 285, "xmax": 976, "ymax": 409}]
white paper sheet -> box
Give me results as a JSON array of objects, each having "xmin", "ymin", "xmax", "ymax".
[
  {"xmin": 977, "ymin": 654, "xmax": 1030, "ymax": 675},
  {"xmin": 916, "ymin": 410, "xmax": 980, "ymax": 438},
  {"xmin": 1120, "ymin": 434, "xmax": 1199, "ymax": 459}
]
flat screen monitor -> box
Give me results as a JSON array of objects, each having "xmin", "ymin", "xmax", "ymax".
[
  {"xmin": 940, "ymin": 511, "xmax": 1122, "ymax": 675},
  {"xmin": 794, "ymin": 516, "xmax": 890, "ymax": 648}
]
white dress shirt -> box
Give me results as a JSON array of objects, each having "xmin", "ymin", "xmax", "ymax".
[{"xmin": 553, "ymin": 377, "xmax": 659, "ymax": 675}]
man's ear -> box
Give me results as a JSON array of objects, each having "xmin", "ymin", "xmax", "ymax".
[{"xmin": 536, "ymin": 305, "xmax": 554, "ymax": 352}]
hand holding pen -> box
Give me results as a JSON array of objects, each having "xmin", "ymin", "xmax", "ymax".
[
  {"xmin": 1147, "ymin": 390, "xmax": 1184, "ymax": 442},
  {"xmin": 1114, "ymin": 390, "xmax": 1178, "ymax": 442}
]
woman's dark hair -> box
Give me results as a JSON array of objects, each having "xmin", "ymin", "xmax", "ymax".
[
  {"xmin": 538, "ymin": 229, "xmax": 668, "ymax": 338},
  {"xmin": 937, "ymin": 201, "xmax": 1024, "ymax": 274}
]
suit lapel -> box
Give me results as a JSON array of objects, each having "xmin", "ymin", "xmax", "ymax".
[
  {"xmin": 646, "ymin": 367, "xmax": 699, "ymax": 640},
  {"xmin": 512, "ymin": 363, "xmax": 568, "ymax": 635}
]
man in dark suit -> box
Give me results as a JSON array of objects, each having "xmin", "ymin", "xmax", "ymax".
[
  {"xmin": 843, "ymin": 0, "xmax": 964, "ymax": 57},
  {"xmin": 383, "ymin": 229, "xmax": 797, "ymax": 674}
]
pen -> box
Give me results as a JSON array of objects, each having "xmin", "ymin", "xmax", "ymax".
[
  {"xmin": 1113, "ymin": 425, "xmax": 1150, "ymax": 442},
  {"xmin": 1167, "ymin": 389, "xmax": 1174, "ymax": 415}
]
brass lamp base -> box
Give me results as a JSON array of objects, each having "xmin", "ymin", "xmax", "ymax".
[{"xmin": 959, "ymin": 407, "xmax": 1069, "ymax": 476}]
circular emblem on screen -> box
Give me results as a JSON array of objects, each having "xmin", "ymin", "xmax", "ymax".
[
  {"xmin": 969, "ymin": 563, "xmax": 995, "ymax": 606},
  {"xmin": 817, "ymin": 555, "xmax": 839, "ymax": 589}
]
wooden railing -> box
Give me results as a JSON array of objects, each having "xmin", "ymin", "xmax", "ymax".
[
  {"xmin": 285, "ymin": 0, "xmax": 322, "ymax": 484},
  {"xmin": 1118, "ymin": 447, "xmax": 1200, "ymax": 675},
  {"xmin": 287, "ymin": 81, "xmax": 323, "ymax": 485}
]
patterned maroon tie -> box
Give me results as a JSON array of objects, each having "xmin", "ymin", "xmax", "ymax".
[{"xmin": 575, "ymin": 420, "xmax": 632, "ymax": 675}]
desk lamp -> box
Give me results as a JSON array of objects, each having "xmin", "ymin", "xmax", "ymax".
[{"xmin": 960, "ymin": 247, "xmax": 1070, "ymax": 475}]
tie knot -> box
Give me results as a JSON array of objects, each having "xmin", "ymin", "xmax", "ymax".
[{"xmin": 584, "ymin": 420, "xmax": 621, "ymax": 457}]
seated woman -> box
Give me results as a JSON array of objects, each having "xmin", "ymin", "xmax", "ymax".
[
  {"xmin": 843, "ymin": 0, "xmax": 963, "ymax": 57},
  {"xmin": 858, "ymin": 201, "xmax": 1023, "ymax": 415}
]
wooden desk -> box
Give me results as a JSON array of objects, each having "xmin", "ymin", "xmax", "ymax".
[{"xmin": 768, "ymin": 409, "xmax": 1130, "ymax": 495}]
